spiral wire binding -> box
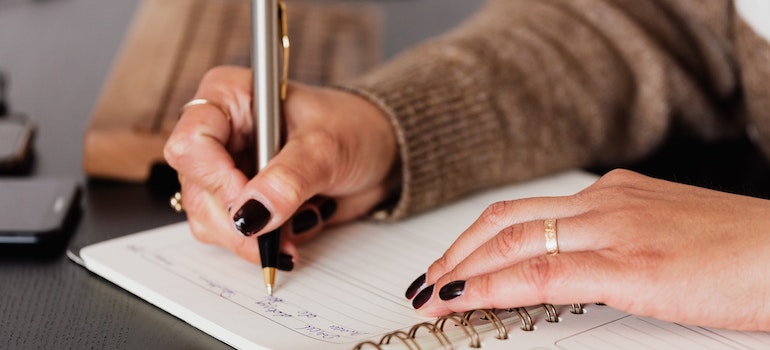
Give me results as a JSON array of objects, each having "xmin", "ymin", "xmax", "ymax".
[
  {"xmin": 353, "ymin": 304, "xmax": 587, "ymax": 349},
  {"xmin": 571, "ymin": 303, "xmax": 585, "ymax": 314},
  {"xmin": 463, "ymin": 309, "xmax": 507, "ymax": 340},
  {"xmin": 379, "ymin": 330, "xmax": 419, "ymax": 350},
  {"xmin": 409, "ymin": 322, "xmax": 452, "ymax": 349},
  {"xmin": 541, "ymin": 304, "xmax": 560, "ymax": 323}
]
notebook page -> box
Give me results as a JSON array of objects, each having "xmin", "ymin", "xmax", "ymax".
[
  {"xmin": 80, "ymin": 171, "xmax": 600, "ymax": 349},
  {"xmin": 542, "ymin": 312, "xmax": 770, "ymax": 350},
  {"xmin": 82, "ymin": 223, "xmax": 429, "ymax": 350}
]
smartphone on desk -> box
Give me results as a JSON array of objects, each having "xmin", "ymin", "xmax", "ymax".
[{"xmin": 0, "ymin": 178, "xmax": 80, "ymax": 245}]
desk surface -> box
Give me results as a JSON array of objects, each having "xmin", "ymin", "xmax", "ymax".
[
  {"xmin": 0, "ymin": 0, "xmax": 481, "ymax": 349},
  {"xmin": 2, "ymin": 1, "xmax": 770, "ymax": 349}
]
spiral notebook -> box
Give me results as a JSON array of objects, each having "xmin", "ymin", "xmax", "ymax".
[{"xmin": 75, "ymin": 171, "xmax": 770, "ymax": 349}]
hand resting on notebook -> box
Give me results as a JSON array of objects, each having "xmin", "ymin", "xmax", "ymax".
[{"xmin": 409, "ymin": 169, "xmax": 770, "ymax": 332}]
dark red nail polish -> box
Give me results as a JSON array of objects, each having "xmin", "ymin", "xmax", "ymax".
[
  {"xmin": 439, "ymin": 280, "xmax": 465, "ymax": 301},
  {"xmin": 412, "ymin": 284, "xmax": 434, "ymax": 309},
  {"xmin": 291, "ymin": 209, "xmax": 318, "ymax": 235},
  {"xmin": 405, "ymin": 273, "xmax": 426, "ymax": 299},
  {"xmin": 277, "ymin": 252, "xmax": 294, "ymax": 271},
  {"xmin": 318, "ymin": 198, "xmax": 337, "ymax": 221},
  {"xmin": 233, "ymin": 199, "xmax": 271, "ymax": 236}
]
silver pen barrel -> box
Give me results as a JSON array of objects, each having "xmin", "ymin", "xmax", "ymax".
[{"xmin": 252, "ymin": 0, "xmax": 281, "ymax": 172}]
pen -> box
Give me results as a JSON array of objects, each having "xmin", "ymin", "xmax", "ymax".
[{"xmin": 252, "ymin": 0, "xmax": 289, "ymax": 296}]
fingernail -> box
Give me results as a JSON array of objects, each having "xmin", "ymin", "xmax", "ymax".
[
  {"xmin": 233, "ymin": 199, "xmax": 271, "ymax": 236},
  {"xmin": 318, "ymin": 198, "xmax": 337, "ymax": 221},
  {"xmin": 439, "ymin": 280, "xmax": 465, "ymax": 301},
  {"xmin": 291, "ymin": 209, "xmax": 319, "ymax": 235},
  {"xmin": 277, "ymin": 252, "xmax": 294, "ymax": 271},
  {"xmin": 412, "ymin": 284, "xmax": 434, "ymax": 309},
  {"xmin": 405, "ymin": 273, "xmax": 426, "ymax": 299}
]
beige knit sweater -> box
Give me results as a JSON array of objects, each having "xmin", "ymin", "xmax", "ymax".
[{"xmin": 342, "ymin": 0, "xmax": 770, "ymax": 220}]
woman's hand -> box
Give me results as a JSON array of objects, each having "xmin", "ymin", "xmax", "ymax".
[
  {"xmin": 407, "ymin": 169, "xmax": 770, "ymax": 331},
  {"xmin": 164, "ymin": 66, "xmax": 398, "ymax": 266}
]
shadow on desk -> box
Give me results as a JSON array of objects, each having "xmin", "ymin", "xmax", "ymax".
[{"xmin": 588, "ymin": 135, "xmax": 770, "ymax": 200}]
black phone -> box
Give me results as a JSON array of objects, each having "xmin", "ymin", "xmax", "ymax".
[{"xmin": 0, "ymin": 178, "xmax": 80, "ymax": 245}]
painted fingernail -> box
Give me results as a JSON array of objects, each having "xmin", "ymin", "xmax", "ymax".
[
  {"xmin": 439, "ymin": 280, "xmax": 465, "ymax": 301},
  {"xmin": 277, "ymin": 252, "xmax": 294, "ymax": 271},
  {"xmin": 405, "ymin": 273, "xmax": 426, "ymax": 299},
  {"xmin": 233, "ymin": 199, "xmax": 271, "ymax": 236},
  {"xmin": 318, "ymin": 198, "xmax": 337, "ymax": 221},
  {"xmin": 412, "ymin": 284, "xmax": 434, "ymax": 309},
  {"xmin": 291, "ymin": 209, "xmax": 319, "ymax": 235}
]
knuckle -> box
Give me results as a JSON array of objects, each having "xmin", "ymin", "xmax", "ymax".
[
  {"xmin": 427, "ymin": 254, "xmax": 453, "ymax": 280},
  {"xmin": 593, "ymin": 169, "xmax": 644, "ymax": 189},
  {"xmin": 480, "ymin": 201, "xmax": 515, "ymax": 228},
  {"xmin": 163, "ymin": 134, "xmax": 194, "ymax": 168},
  {"xmin": 521, "ymin": 256, "xmax": 556, "ymax": 300},
  {"xmin": 475, "ymin": 274, "xmax": 496, "ymax": 305},
  {"xmin": 490, "ymin": 225, "xmax": 526, "ymax": 258},
  {"xmin": 602, "ymin": 168, "xmax": 636, "ymax": 181}
]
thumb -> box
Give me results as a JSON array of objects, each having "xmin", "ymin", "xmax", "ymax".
[{"xmin": 229, "ymin": 132, "xmax": 338, "ymax": 237}]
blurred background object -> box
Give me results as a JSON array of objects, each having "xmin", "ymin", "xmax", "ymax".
[
  {"xmin": 83, "ymin": 0, "xmax": 382, "ymax": 181},
  {"xmin": 81, "ymin": 0, "xmax": 482, "ymax": 182}
]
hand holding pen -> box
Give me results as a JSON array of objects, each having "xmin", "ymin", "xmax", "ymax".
[
  {"xmin": 249, "ymin": 0, "xmax": 289, "ymax": 295},
  {"xmin": 164, "ymin": 66, "xmax": 399, "ymax": 290}
]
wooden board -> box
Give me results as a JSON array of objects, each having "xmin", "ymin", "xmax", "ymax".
[{"xmin": 84, "ymin": 0, "xmax": 381, "ymax": 181}]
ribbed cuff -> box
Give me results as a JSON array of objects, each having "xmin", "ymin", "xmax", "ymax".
[{"xmin": 337, "ymin": 42, "xmax": 509, "ymax": 220}]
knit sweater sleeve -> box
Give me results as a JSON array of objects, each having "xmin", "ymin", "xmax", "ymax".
[{"xmin": 338, "ymin": 0, "xmax": 748, "ymax": 220}]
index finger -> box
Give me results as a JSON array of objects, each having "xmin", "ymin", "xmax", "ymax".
[
  {"xmin": 424, "ymin": 195, "xmax": 584, "ymax": 286},
  {"xmin": 164, "ymin": 66, "xmax": 254, "ymax": 203}
]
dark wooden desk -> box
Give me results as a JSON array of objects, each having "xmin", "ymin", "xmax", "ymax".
[{"xmin": 0, "ymin": 1, "xmax": 481, "ymax": 349}]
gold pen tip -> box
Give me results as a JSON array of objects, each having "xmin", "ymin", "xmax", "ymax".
[{"xmin": 263, "ymin": 267, "xmax": 276, "ymax": 296}]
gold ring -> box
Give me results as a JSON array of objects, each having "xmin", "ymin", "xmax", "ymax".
[
  {"xmin": 170, "ymin": 191, "xmax": 184, "ymax": 212},
  {"xmin": 544, "ymin": 218, "xmax": 559, "ymax": 256},
  {"xmin": 180, "ymin": 98, "xmax": 232, "ymax": 122}
]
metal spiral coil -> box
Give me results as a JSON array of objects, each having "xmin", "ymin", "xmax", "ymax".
[{"xmin": 353, "ymin": 304, "xmax": 592, "ymax": 349}]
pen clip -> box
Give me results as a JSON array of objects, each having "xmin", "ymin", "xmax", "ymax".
[{"xmin": 278, "ymin": 0, "xmax": 290, "ymax": 102}]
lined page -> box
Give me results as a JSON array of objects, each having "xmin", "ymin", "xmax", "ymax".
[
  {"xmin": 84, "ymin": 222, "xmax": 431, "ymax": 349},
  {"xmin": 550, "ymin": 314, "xmax": 770, "ymax": 350}
]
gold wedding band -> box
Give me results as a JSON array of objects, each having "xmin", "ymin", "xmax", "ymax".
[
  {"xmin": 544, "ymin": 218, "xmax": 559, "ymax": 256},
  {"xmin": 170, "ymin": 191, "xmax": 184, "ymax": 212},
  {"xmin": 180, "ymin": 98, "xmax": 232, "ymax": 122}
]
